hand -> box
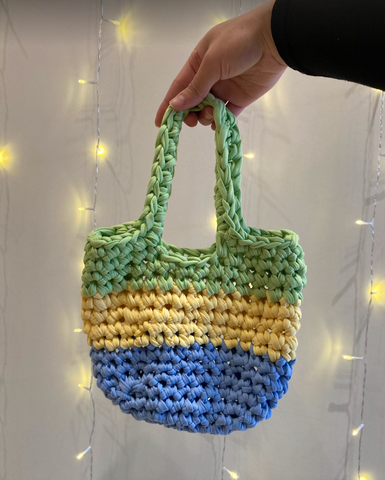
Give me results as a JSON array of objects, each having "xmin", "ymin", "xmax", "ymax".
[{"xmin": 154, "ymin": 0, "xmax": 286, "ymax": 130}]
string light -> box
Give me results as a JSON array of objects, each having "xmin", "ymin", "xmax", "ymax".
[
  {"xmin": 0, "ymin": 148, "xmax": 7, "ymax": 165},
  {"xmin": 221, "ymin": 438, "xmax": 239, "ymax": 479},
  {"xmin": 78, "ymin": 79, "xmax": 97, "ymax": 85},
  {"xmin": 74, "ymin": 328, "xmax": 83, "ymax": 333},
  {"xmin": 76, "ymin": 375, "xmax": 95, "ymax": 468},
  {"xmin": 76, "ymin": 1, "xmax": 119, "ymax": 478},
  {"xmin": 116, "ymin": 13, "xmax": 132, "ymax": 45},
  {"xmin": 104, "ymin": 18, "xmax": 120, "ymax": 25},
  {"xmin": 342, "ymin": 355, "xmax": 364, "ymax": 361},
  {"xmin": 352, "ymin": 424, "xmax": 364, "ymax": 436},
  {"xmin": 368, "ymin": 280, "xmax": 385, "ymax": 304},
  {"xmin": 353, "ymin": 90, "xmax": 385, "ymax": 479},
  {"xmin": 77, "ymin": 1, "xmax": 119, "ymax": 230},
  {"xmin": 0, "ymin": 146, "xmax": 11, "ymax": 169},
  {"xmin": 78, "ymin": 207, "xmax": 94, "ymax": 211},
  {"xmin": 220, "ymin": 4, "xmax": 243, "ymax": 479},
  {"xmin": 210, "ymin": 213, "xmax": 217, "ymax": 230},
  {"xmin": 78, "ymin": 383, "xmax": 91, "ymax": 391},
  {"xmin": 342, "ymin": 355, "xmax": 364, "ymax": 360},
  {"xmin": 223, "ymin": 467, "xmax": 239, "ymax": 479},
  {"xmin": 356, "ymin": 220, "xmax": 373, "ymax": 226},
  {"xmin": 76, "ymin": 446, "xmax": 91, "ymax": 460},
  {"xmin": 244, "ymin": 153, "xmax": 254, "ymax": 159}
]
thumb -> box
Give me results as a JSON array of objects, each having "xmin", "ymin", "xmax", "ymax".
[{"xmin": 169, "ymin": 54, "xmax": 220, "ymax": 111}]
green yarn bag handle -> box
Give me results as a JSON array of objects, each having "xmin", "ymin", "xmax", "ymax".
[
  {"xmin": 82, "ymin": 92, "xmax": 306, "ymax": 300},
  {"xmin": 138, "ymin": 93, "xmax": 249, "ymax": 254}
]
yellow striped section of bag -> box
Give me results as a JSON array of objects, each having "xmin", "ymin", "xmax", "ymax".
[{"xmin": 81, "ymin": 283, "xmax": 302, "ymax": 363}]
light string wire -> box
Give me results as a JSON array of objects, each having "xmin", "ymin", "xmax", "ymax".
[
  {"xmin": 76, "ymin": 1, "xmax": 119, "ymax": 477},
  {"xmin": 220, "ymin": 2, "xmax": 242, "ymax": 479},
  {"xmin": 355, "ymin": 91, "xmax": 385, "ymax": 480},
  {"xmin": 221, "ymin": 437, "xmax": 227, "ymax": 480},
  {"xmin": 92, "ymin": 0, "xmax": 103, "ymax": 231}
]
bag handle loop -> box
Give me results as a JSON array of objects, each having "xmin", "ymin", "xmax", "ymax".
[{"xmin": 138, "ymin": 93, "xmax": 249, "ymax": 255}]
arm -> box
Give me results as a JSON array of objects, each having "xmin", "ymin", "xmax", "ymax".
[
  {"xmin": 155, "ymin": 0, "xmax": 385, "ymax": 130},
  {"xmin": 272, "ymin": 0, "xmax": 385, "ymax": 91},
  {"xmin": 154, "ymin": 0, "xmax": 285, "ymax": 129}
]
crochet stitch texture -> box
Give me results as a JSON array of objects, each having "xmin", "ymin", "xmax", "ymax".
[
  {"xmin": 91, "ymin": 343, "xmax": 295, "ymax": 434},
  {"xmin": 81, "ymin": 93, "xmax": 307, "ymax": 434}
]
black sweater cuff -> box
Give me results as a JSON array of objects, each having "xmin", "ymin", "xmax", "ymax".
[{"xmin": 271, "ymin": 0, "xmax": 385, "ymax": 91}]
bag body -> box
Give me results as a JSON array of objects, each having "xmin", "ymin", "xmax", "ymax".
[{"xmin": 80, "ymin": 93, "xmax": 307, "ymax": 435}]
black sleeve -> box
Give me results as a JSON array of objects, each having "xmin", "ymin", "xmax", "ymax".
[{"xmin": 271, "ymin": 0, "xmax": 385, "ymax": 91}]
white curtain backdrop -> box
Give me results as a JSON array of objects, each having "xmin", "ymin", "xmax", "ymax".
[{"xmin": 0, "ymin": 1, "xmax": 384, "ymax": 479}]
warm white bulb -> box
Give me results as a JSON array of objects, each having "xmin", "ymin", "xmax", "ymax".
[
  {"xmin": 223, "ymin": 467, "xmax": 239, "ymax": 479},
  {"xmin": 105, "ymin": 18, "xmax": 120, "ymax": 25},
  {"xmin": 210, "ymin": 214, "xmax": 217, "ymax": 230},
  {"xmin": 78, "ymin": 79, "xmax": 97, "ymax": 85},
  {"xmin": 76, "ymin": 446, "xmax": 91, "ymax": 460},
  {"xmin": 74, "ymin": 328, "xmax": 82, "ymax": 333},
  {"xmin": 352, "ymin": 424, "xmax": 364, "ymax": 436},
  {"xmin": 0, "ymin": 149, "xmax": 7, "ymax": 165},
  {"xmin": 244, "ymin": 153, "xmax": 254, "ymax": 159},
  {"xmin": 342, "ymin": 355, "xmax": 364, "ymax": 360},
  {"xmin": 78, "ymin": 207, "xmax": 94, "ymax": 212},
  {"xmin": 97, "ymin": 146, "xmax": 105, "ymax": 155}
]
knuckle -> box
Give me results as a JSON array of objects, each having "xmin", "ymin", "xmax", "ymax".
[
  {"xmin": 188, "ymin": 46, "xmax": 203, "ymax": 69},
  {"xmin": 187, "ymin": 79, "xmax": 202, "ymax": 97}
]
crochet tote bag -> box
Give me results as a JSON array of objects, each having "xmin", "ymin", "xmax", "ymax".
[{"xmin": 80, "ymin": 92, "xmax": 307, "ymax": 435}]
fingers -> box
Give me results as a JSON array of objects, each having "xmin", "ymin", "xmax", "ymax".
[
  {"xmin": 225, "ymin": 101, "xmax": 245, "ymax": 117},
  {"xmin": 155, "ymin": 46, "xmax": 220, "ymax": 127},
  {"xmin": 198, "ymin": 106, "xmax": 214, "ymax": 126},
  {"xmin": 170, "ymin": 101, "xmax": 244, "ymax": 131},
  {"xmin": 154, "ymin": 48, "xmax": 245, "ymax": 131},
  {"xmin": 169, "ymin": 52, "xmax": 220, "ymax": 111},
  {"xmin": 198, "ymin": 101, "xmax": 244, "ymax": 130},
  {"xmin": 154, "ymin": 57, "xmax": 198, "ymax": 127},
  {"xmin": 183, "ymin": 112, "xmax": 199, "ymax": 128}
]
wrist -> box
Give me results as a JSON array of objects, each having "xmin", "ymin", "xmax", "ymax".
[{"xmin": 259, "ymin": 0, "xmax": 287, "ymax": 67}]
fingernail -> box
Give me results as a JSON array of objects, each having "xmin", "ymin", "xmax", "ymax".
[{"xmin": 170, "ymin": 94, "xmax": 185, "ymax": 109}]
